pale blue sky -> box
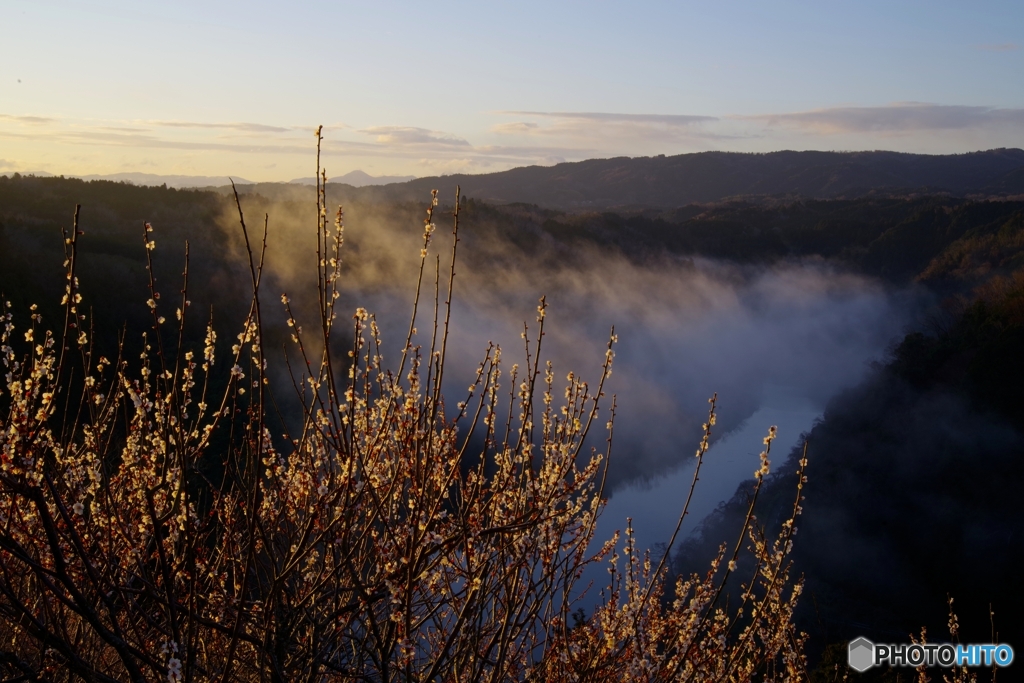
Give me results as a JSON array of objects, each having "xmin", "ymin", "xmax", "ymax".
[{"xmin": 1, "ymin": 0, "xmax": 1022, "ymax": 179}]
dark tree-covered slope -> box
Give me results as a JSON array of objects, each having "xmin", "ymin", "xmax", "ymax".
[
  {"xmin": 313, "ymin": 148, "xmax": 1024, "ymax": 210},
  {"xmin": 674, "ymin": 275, "xmax": 1024, "ymax": 659}
]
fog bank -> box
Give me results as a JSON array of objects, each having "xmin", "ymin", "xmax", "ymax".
[{"xmin": 222, "ymin": 198, "xmax": 925, "ymax": 491}]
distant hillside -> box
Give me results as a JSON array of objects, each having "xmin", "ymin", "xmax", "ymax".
[
  {"xmin": 674, "ymin": 273, "xmax": 1024, "ymax": 656},
  {"xmin": 18, "ymin": 150, "xmax": 1024, "ymax": 207},
  {"xmin": 340, "ymin": 148, "xmax": 1024, "ymax": 209},
  {"xmin": 74, "ymin": 172, "xmax": 255, "ymax": 188},
  {"xmin": 289, "ymin": 170, "xmax": 416, "ymax": 187},
  {"xmin": 0, "ymin": 169, "xmax": 415, "ymax": 190}
]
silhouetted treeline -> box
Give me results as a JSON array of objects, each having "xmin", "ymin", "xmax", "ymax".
[
  {"xmin": 674, "ymin": 273, "xmax": 1024, "ymax": 667},
  {"xmin": 247, "ymin": 148, "xmax": 1024, "ymax": 210},
  {"xmin": 0, "ymin": 175, "xmax": 248, "ymax": 356},
  {"xmin": 224, "ymin": 181, "xmax": 1024, "ymax": 288},
  {"xmin": 484, "ymin": 197, "xmax": 1024, "ymax": 286}
]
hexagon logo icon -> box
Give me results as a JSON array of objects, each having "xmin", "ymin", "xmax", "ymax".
[{"xmin": 848, "ymin": 637, "xmax": 875, "ymax": 673}]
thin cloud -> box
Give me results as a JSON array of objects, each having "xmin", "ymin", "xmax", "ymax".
[
  {"xmin": 490, "ymin": 110, "xmax": 734, "ymax": 148},
  {"xmin": 0, "ymin": 127, "xmax": 316, "ymax": 155},
  {"xmin": 501, "ymin": 111, "xmax": 717, "ymax": 125},
  {"xmin": 0, "ymin": 114, "xmax": 54, "ymax": 125},
  {"xmin": 149, "ymin": 120, "xmax": 292, "ymax": 134},
  {"xmin": 737, "ymin": 103, "xmax": 1024, "ymax": 134},
  {"xmin": 416, "ymin": 157, "xmax": 496, "ymax": 174},
  {"xmin": 450, "ymin": 143, "xmax": 601, "ymax": 165},
  {"xmin": 491, "ymin": 121, "xmax": 539, "ymax": 134},
  {"xmin": 0, "ymin": 122, "xmax": 585, "ymax": 169},
  {"xmin": 359, "ymin": 126, "xmax": 470, "ymax": 147},
  {"xmin": 0, "ymin": 112, "xmax": 601, "ymax": 176},
  {"xmin": 974, "ymin": 43, "xmax": 1018, "ymax": 52},
  {"xmin": 11, "ymin": 102, "xmax": 1019, "ymax": 179}
]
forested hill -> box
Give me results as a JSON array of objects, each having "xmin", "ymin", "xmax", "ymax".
[
  {"xmin": 331, "ymin": 148, "xmax": 1024, "ymax": 210},
  {"xmin": 18, "ymin": 149, "xmax": 1024, "ymax": 210},
  {"xmin": 672, "ymin": 274, "xmax": 1024, "ymax": 669}
]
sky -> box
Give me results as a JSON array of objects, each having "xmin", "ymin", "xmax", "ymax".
[{"xmin": 1, "ymin": 0, "xmax": 1022, "ymax": 180}]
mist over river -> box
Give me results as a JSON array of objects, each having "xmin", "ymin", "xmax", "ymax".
[
  {"xmin": 327, "ymin": 254, "xmax": 925, "ymax": 503},
  {"xmin": 229, "ymin": 198, "xmax": 927, "ymax": 552}
]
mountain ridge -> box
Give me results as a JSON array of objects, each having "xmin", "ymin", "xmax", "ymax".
[
  {"xmin": 289, "ymin": 170, "xmax": 416, "ymax": 187},
  {"xmin": 9, "ymin": 149, "xmax": 1024, "ymax": 208},
  {"xmin": 343, "ymin": 148, "xmax": 1024, "ymax": 209},
  {"xmin": 0, "ymin": 169, "xmax": 414, "ymax": 190}
]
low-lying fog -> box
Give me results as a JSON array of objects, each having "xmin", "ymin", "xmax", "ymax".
[{"xmin": 229, "ymin": 198, "xmax": 925, "ymax": 554}]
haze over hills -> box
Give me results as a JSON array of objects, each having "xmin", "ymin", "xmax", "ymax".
[
  {"xmin": 289, "ymin": 170, "xmax": 416, "ymax": 187},
  {"xmin": 0, "ymin": 170, "xmax": 413, "ymax": 189},
  {"xmin": 4, "ymin": 172, "xmax": 258, "ymax": 188},
  {"xmin": 336, "ymin": 148, "xmax": 1024, "ymax": 210},
  {"xmin": 12, "ymin": 149, "xmax": 1024, "ymax": 206}
]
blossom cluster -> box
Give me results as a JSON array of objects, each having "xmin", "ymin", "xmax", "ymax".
[{"xmin": 0, "ymin": 151, "xmax": 808, "ymax": 681}]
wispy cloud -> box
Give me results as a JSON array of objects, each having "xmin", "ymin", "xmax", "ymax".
[
  {"xmin": 4, "ymin": 101, "xmax": 1022, "ymax": 179},
  {"xmin": 0, "ymin": 121, "xmax": 582, "ymax": 167},
  {"xmin": 147, "ymin": 120, "xmax": 292, "ymax": 134},
  {"xmin": 1, "ymin": 112, "xmax": 596, "ymax": 176},
  {"xmin": 489, "ymin": 110, "xmax": 729, "ymax": 150},
  {"xmin": 0, "ymin": 114, "xmax": 54, "ymax": 125},
  {"xmin": 491, "ymin": 121, "xmax": 539, "ymax": 134},
  {"xmin": 358, "ymin": 126, "xmax": 470, "ymax": 147},
  {"xmin": 0, "ymin": 127, "xmax": 297, "ymax": 152},
  {"xmin": 501, "ymin": 111, "xmax": 717, "ymax": 125},
  {"xmin": 974, "ymin": 43, "xmax": 1018, "ymax": 52},
  {"xmin": 736, "ymin": 103, "xmax": 1024, "ymax": 134}
]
